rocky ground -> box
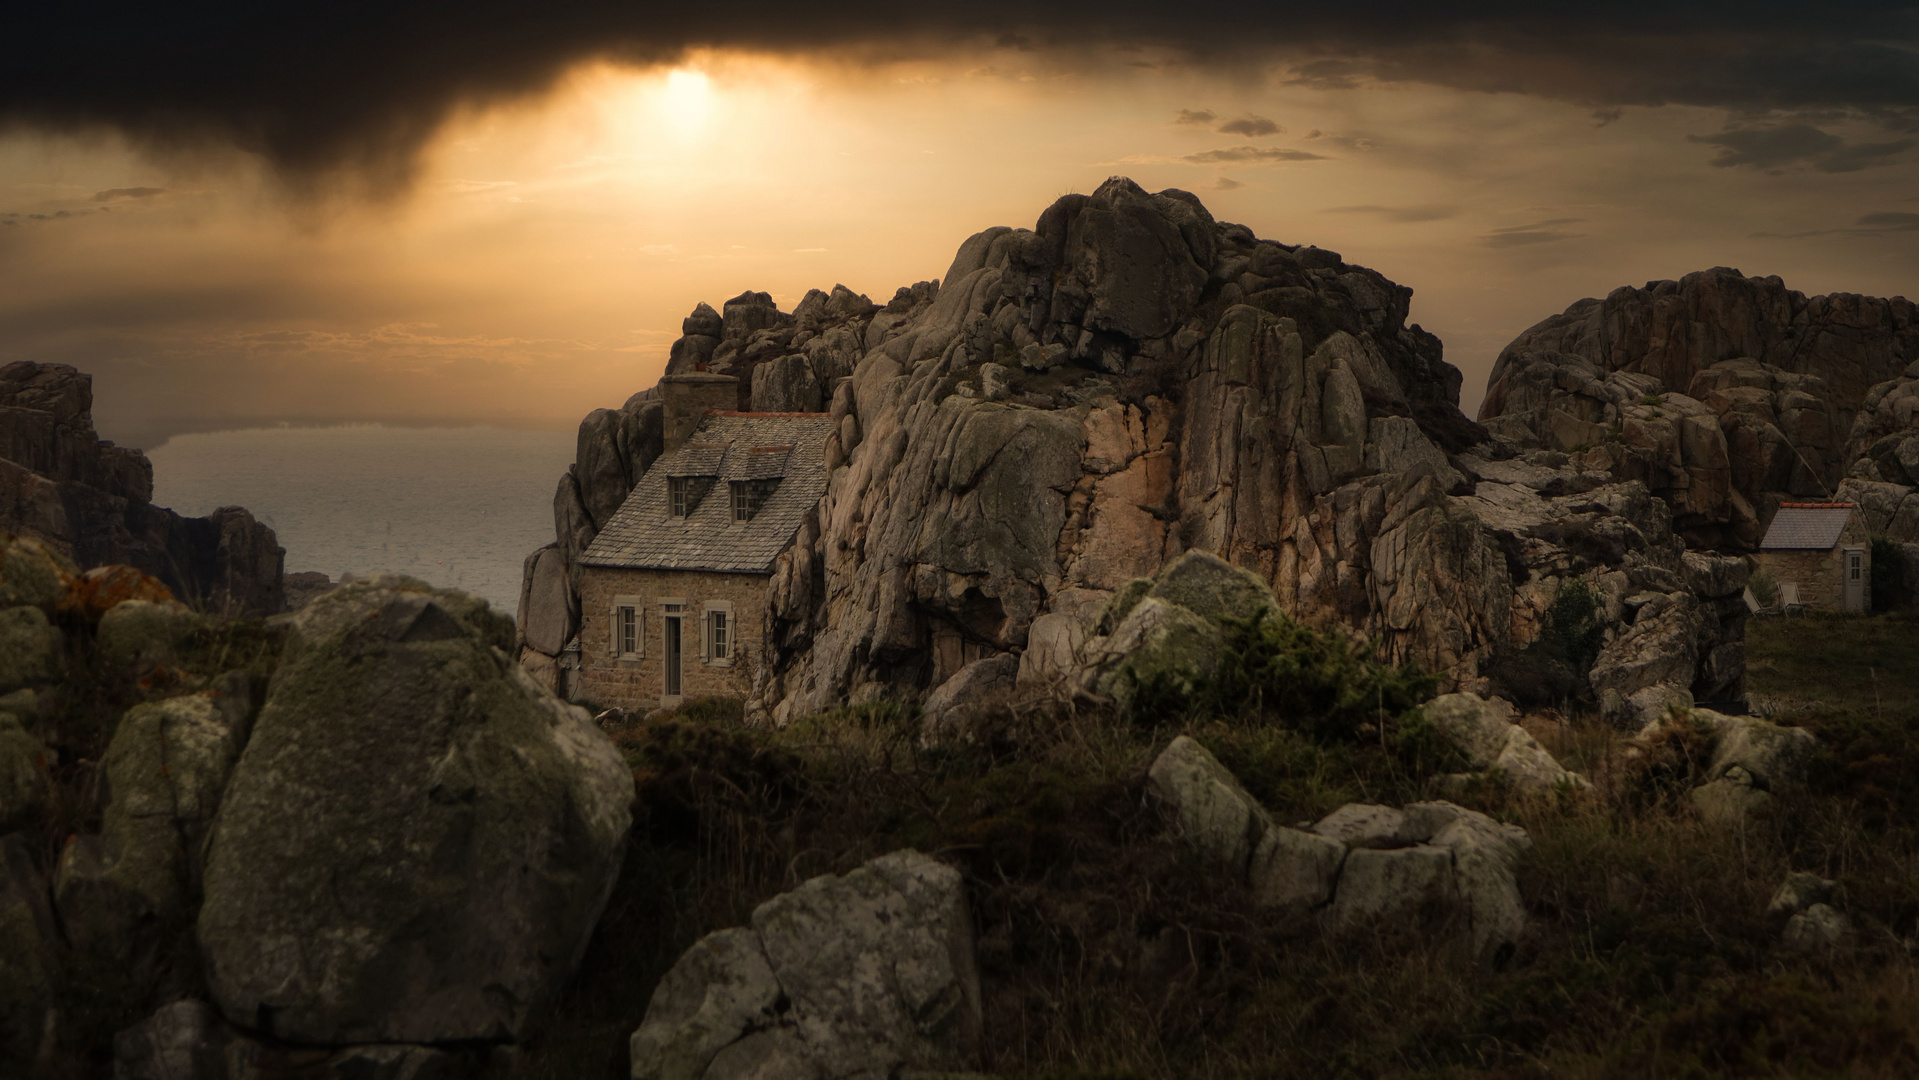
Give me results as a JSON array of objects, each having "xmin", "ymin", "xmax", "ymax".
[
  {"xmin": 8, "ymin": 523, "xmax": 1919, "ymax": 1079},
  {"xmin": 502, "ymin": 591, "xmax": 1919, "ymax": 1080}
]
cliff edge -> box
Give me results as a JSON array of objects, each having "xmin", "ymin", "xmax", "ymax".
[{"xmin": 0, "ymin": 361, "xmax": 284, "ymax": 615}]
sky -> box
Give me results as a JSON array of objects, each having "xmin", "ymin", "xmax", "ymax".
[{"xmin": 2, "ymin": 6, "xmax": 1917, "ymax": 448}]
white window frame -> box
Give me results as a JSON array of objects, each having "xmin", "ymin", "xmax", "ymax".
[
  {"xmin": 668, "ymin": 478, "xmax": 689, "ymax": 519},
  {"xmin": 702, "ymin": 599, "xmax": 735, "ymax": 666},
  {"xmin": 609, "ymin": 595, "xmax": 644, "ymax": 660}
]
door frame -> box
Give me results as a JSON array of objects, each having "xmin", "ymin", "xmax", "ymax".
[
  {"xmin": 1842, "ymin": 547, "xmax": 1868, "ymax": 614},
  {"xmin": 661, "ymin": 598, "xmax": 686, "ymax": 705}
]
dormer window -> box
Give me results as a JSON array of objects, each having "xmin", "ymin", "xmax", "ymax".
[
  {"xmin": 731, "ymin": 479, "xmax": 780, "ymax": 521},
  {"xmin": 668, "ymin": 476, "xmax": 716, "ymax": 518}
]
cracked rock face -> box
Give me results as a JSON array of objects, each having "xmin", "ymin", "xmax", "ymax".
[
  {"xmin": 1477, "ymin": 267, "xmax": 1919, "ymax": 550},
  {"xmin": 630, "ymin": 849, "xmax": 981, "ymax": 1080},
  {"xmin": 197, "ymin": 575, "xmax": 634, "ymax": 1045},
  {"xmin": 522, "ymin": 178, "xmax": 1757, "ymax": 718}
]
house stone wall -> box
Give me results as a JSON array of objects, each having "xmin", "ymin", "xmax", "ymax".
[
  {"xmin": 1756, "ymin": 517, "xmax": 1873, "ymax": 612},
  {"xmin": 577, "ymin": 566, "xmax": 767, "ymax": 710}
]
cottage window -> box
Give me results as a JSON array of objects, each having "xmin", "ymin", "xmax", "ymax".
[
  {"xmin": 609, "ymin": 595, "xmax": 643, "ymax": 659},
  {"xmin": 703, "ymin": 599, "xmax": 735, "ymax": 666},
  {"xmin": 669, "ymin": 478, "xmax": 689, "ymax": 518},
  {"xmin": 731, "ymin": 479, "xmax": 779, "ymax": 521}
]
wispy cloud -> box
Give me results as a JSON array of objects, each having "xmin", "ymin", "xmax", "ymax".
[
  {"xmin": 1755, "ymin": 210, "xmax": 1919, "ymax": 238},
  {"xmin": 92, "ymin": 186, "xmax": 166, "ymax": 201},
  {"xmin": 1480, "ymin": 218, "xmax": 1585, "ymax": 247},
  {"xmin": 1217, "ymin": 115, "xmax": 1281, "ymax": 137},
  {"xmin": 440, "ymin": 178, "xmax": 518, "ymax": 193},
  {"xmin": 1324, "ymin": 204, "xmax": 1457, "ymax": 223},
  {"xmin": 1173, "ymin": 108, "xmax": 1215, "ymax": 126},
  {"xmin": 1688, "ymin": 124, "xmax": 1915, "ymax": 173},
  {"xmin": 1212, "ymin": 177, "xmax": 1244, "ymax": 191},
  {"xmin": 1182, "ymin": 145, "xmax": 1326, "ymax": 164}
]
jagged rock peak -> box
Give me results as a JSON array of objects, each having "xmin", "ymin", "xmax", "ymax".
[
  {"xmin": 1477, "ymin": 266, "xmax": 1919, "ymax": 550},
  {"xmin": 525, "ymin": 178, "xmax": 1746, "ymax": 729}
]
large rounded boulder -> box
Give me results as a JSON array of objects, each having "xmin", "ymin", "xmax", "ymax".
[{"xmin": 197, "ymin": 575, "xmax": 634, "ymax": 1045}]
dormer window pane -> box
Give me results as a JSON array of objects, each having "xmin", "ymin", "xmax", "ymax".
[
  {"xmin": 731, "ymin": 479, "xmax": 779, "ymax": 521},
  {"xmin": 668, "ymin": 476, "xmax": 715, "ymax": 518}
]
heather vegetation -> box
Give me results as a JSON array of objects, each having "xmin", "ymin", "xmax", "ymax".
[{"xmin": 499, "ymin": 611, "xmax": 1919, "ymax": 1080}]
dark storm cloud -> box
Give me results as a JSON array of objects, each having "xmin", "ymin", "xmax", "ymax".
[
  {"xmin": 5, "ymin": 2, "xmax": 1919, "ymax": 190},
  {"xmin": 1183, "ymin": 146, "xmax": 1327, "ymax": 163},
  {"xmin": 1217, "ymin": 114, "xmax": 1282, "ymax": 136}
]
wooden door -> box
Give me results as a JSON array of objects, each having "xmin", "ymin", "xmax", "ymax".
[
  {"xmin": 663, "ymin": 613, "xmax": 683, "ymax": 698},
  {"xmin": 1843, "ymin": 548, "xmax": 1867, "ymax": 613}
]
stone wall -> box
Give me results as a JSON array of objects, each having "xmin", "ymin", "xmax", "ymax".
[
  {"xmin": 576, "ymin": 566, "xmax": 766, "ymax": 710},
  {"xmin": 1757, "ymin": 519, "xmax": 1871, "ymax": 612}
]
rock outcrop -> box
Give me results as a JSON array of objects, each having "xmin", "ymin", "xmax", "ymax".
[
  {"xmin": 1477, "ymin": 268, "xmax": 1919, "ymax": 549},
  {"xmin": 1422, "ymin": 692, "xmax": 1585, "ymax": 791},
  {"xmin": 629, "ymin": 849, "xmax": 980, "ymax": 1080},
  {"xmin": 1146, "ymin": 736, "xmax": 1530, "ymax": 962},
  {"xmin": 1629, "ymin": 708, "xmax": 1816, "ymax": 823},
  {"xmin": 0, "ymin": 361, "xmax": 285, "ymax": 614},
  {"xmin": 198, "ymin": 575, "xmax": 634, "ymax": 1045},
  {"xmin": 523, "ymin": 178, "xmax": 1753, "ymax": 720}
]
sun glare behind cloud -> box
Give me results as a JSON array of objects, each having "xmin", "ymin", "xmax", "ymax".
[{"xmin": 662, "ymin": 68, "xmax": 715, "ymax": 134}]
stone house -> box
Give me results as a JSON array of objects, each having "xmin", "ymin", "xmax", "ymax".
[
  {"xmin": 1755, "ymin": 502, "xmax": 1871, "ymax": 613},
  {"xmin": 575, "ymin": 373, "xmax": 833, "ymax": 710}
]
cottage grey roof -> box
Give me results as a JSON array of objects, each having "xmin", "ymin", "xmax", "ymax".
[
  {"xmin": 1759, "ymin": 503, "xmax": 1857, "ymax": 550},
  {"xmin": 581, "ymin": 413, "xmax": 834, "ymax": 574}
]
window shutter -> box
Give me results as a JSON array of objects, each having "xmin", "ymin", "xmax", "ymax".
[
  {"xmin": 698, "ymin": 610, "xmax": 710, "ymax": 660},
  {"xmin": 638, "ymin": 605, "xmax": 646, "ymax": 659},
  {"xmin": 607, "ymin": 604, "xmax": 619, "ymax": 656}
]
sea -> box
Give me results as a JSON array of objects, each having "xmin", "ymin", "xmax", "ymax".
[{"xmin": 147, "ymin": 426, "xmax": 576, "ymax": 615}]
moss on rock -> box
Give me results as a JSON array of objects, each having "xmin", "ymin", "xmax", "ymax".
[
  {"xmin": 197, "ymin": 574, "xmax": 634, "ymax": 1045},
  {"xmin": 0, "ymin": 605, "xmax": 62, "ymax": 694}
]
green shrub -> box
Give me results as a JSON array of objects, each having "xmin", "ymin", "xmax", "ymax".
[
  {"xmin": 1154, "ymin": 610, "xmax": 1439, "ymax": 743},
  {"xmin": 1543, "ymin": 578, "xmax": 1609, "ymax": 678},
  {"xmin": 1872, "ymin": 535, "xmax": 1904, "ymax": 612},
  {"xmin": 1751, "ymin": 567, "xmax": 1780, "ymax": 607}
]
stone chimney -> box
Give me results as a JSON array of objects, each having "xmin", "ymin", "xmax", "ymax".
[{"xmin": 659, "ymin": 373, "xmax": 740, "ymax": 452}]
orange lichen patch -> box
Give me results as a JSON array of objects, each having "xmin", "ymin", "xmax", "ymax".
[{"xmin": 61, "ymin": 564, "xmax": 177, "ymax": 620}]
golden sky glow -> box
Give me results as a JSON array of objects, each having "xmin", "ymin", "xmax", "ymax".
[{"xmin": 2, "ymin": 48, "xmax": 1915, "ymax": 448}]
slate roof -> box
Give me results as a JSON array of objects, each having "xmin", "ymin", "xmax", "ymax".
[
  {"xmin": 1759, "ymin": 503, "xmax": 1857, "ymax": 550},
  {"xmin": 582, "ymin": 413, "xmax": 835, "ymax": 574}
]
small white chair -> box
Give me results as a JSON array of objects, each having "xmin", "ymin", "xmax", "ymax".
[{"xmin": 1780, "ymin": 581, "xmax": 1808, "ymax": 617}]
